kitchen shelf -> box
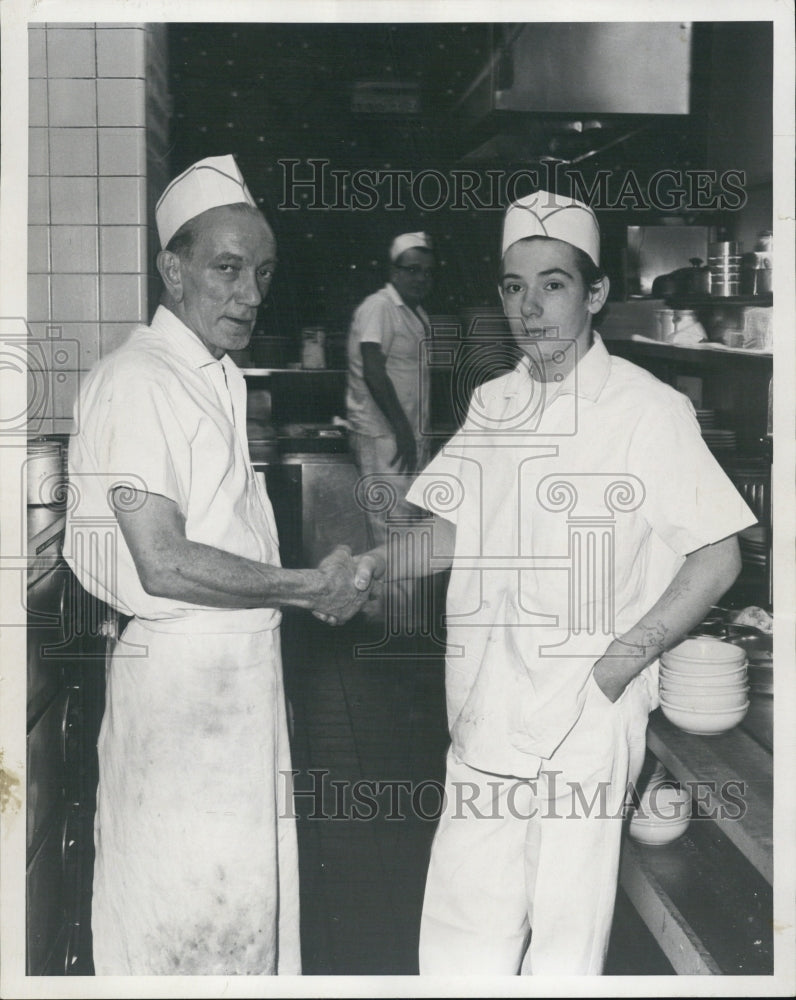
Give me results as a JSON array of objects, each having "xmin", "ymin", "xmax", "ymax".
[
  {"xmin": 605, "ymin": 338, "xmax": 772, "ymax": 370},
  {"xmin": 241, "ymin": 368, "xmax": 347, "ymax": 376},
  {"xmin": 620, "ymin": 824, "xmax": 773, "ymax": 975},
  {"xmin": 644, "ymin": 704, "xmax": 772, "ymax": 884},
  {"xmin": 664, "ymin": 294, "xmax": 773, "ymax": 309},
  {"xmin": 619, "ymin": 699, "xmax": 773, "ymax": 976}
]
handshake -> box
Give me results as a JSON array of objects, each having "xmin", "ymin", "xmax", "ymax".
[{"xmin": 311, "ymin": 545, "xmax": 387, "ymax": 626}]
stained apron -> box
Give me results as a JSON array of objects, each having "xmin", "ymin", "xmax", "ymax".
[{"xmin": 91, "ymin": 615, "xmax": 301, "ymax": 975}]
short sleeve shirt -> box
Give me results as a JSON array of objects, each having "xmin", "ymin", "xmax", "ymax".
[
  {"xmin": 406, "ymin": 333, "xmax": 756, "ymax": 776},
  {"xmin": 346, "ymin": 283, "xmax": 431, "ymax": 439},
  {"xmin": 64, "ymin": 306, "xmax": 282, "ymax": 630}
]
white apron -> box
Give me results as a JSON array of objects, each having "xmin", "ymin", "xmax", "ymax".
[{"xmin": 91, "ymin": 615, "xmax": 301, "ymax": 975}]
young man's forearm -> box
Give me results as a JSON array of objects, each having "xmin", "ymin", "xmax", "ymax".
[{"xmin": 592, "ymin": 535, "xmax": 742, "ymax": 700}]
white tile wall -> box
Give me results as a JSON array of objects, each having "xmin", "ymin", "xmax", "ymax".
[
  {"xmin": 98, "ymin": 176, "xmax": 146, "ymax": 225},
  {"xmin": 51, "ymin": 226, "xmax": 99, "ymax": 273},
  {"xmin": 50, "ymin": 177, "xmax": 98, "ymax": 225},
  {"xmin": 49, "ymin": 128, "xmax": 98, "ymax": 176},
  {"xmin": 29, "ymin": 22, "xmax": 164, "ymax": 425},
  {"xmin": 46, "ymin": 27, "xmax": 96, "ymax": 78},
  {"xmin": 100, "ymin": 274, "xmax": 147, "ymax": 322},
  {"xmin": 60, "ymin": 323, "xmax": 101, "ymax": 368},
  {"xmin": 48, "ymin": 79, "xmax": 97, "ymax": 127},
  {"xmin": 28, "ymin": 28, "xmax": 47, "ymax": 78},
  {"xmin": 97, "ymin": 78, "xmax": 146, "ymax": 127},
  {"xmin": 27, "ymin": 226, "xmax": 50, "ymax": 273},
  {"xmin": 99, "ymin": 226, "xmax": 146, "ymax": 272},
  {"xmin": 29, "ymin": 78, "xmax": 48, "ymax": 126},
  {"xmin": 98, "ymin": 127, "xmax": 147, "ymax": 175},
  {"xmin": 99, "ymin": 323, "xmax": 134, "ymax": 357},
  {"xmin": 96, "ymin": 27, "xmax": 147, "ymax": 79},
  {"xmin": 28, "ymin": 177, "xmax": 50, "ymax": 224},
  {"xmin": 27, "ymin": 275, "xmax": 51, "ymax": 322},
  {"xmin": 51, "ymin": 274, "xmax": 99, "ymax": 322},
  {"xmin": 28, "ymin": 128, "xmax": 50, "ymax": 175}
]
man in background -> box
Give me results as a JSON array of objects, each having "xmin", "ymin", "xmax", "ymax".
[
  {"xmin": 346, "ymin": 232, "xmax": 434, "ymax": 628},
  {"xmin": 65, "ymin": 155, "xmax": 373, "ymax": 975}
]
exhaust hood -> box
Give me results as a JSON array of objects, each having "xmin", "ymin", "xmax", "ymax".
[{"xmin": 455, "ymin": 22, "xmax": 693, "ymax": 161}]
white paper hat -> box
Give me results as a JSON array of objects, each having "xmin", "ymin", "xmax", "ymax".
[
  {"xmin": 156, "ymin": 154, "xmax": 257, "ymax": 248},
  {"xmin": 501, "ymin": 191, "xmax": 600, "ymax": 266},
  {"xmin": 390, "ymin": 231, "xmax": 433, "ymax": 262}
]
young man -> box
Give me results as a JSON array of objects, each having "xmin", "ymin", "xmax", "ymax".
[
  {"xmin": 354, "ymin": 190, "xmax": 756, "ymax": 974},
  {"xmin": 65, "ymin": 155, "xmax": 373, "ymax": 975}
]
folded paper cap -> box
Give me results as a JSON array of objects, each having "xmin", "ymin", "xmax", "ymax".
[
  {"xmin": 501, "ymin": 191, "xmax": 600, "ymax": 266},
  {"xmin": 156, "ymin": 154, "xmax": 257, "ymax": 248},
  {"xmin": 390, "ymin": 231, "xmax": 433, "ymax": 262}
]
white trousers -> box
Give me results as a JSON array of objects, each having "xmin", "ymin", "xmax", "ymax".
[{"xmin": 419, "ymin": 672, "xmax": 651, "ymax": 976}]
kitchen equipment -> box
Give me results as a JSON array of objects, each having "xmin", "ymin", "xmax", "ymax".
[
  {"xmin": 694, "ymin": 408, "xmax": 716, "ymax": 429},
  {"xmin": 708, "ymin": 242, "xmax": 743, "ymax": 297},
  {"xmin": 651, "ymin": 260, "xmax": 710, "ymax": 299},
  {"xmin": 659, "ymin": 698, "xmax": 749, "ymax": 735},
  {"xmin": 27, "ymin": 438, "xmax": 64, "ymax": 507},
  {"xmin": 628, "ymin": 226, "xmax": 711, "ymax": 297},
  {"xmin": 301, "ymin": 327, "xmax": 326, "ymax": 369},
  {"xmin": 278, "ymin": 422, "xmax": 349, "ymax": 455},
  {"xmin": 669, "ymin": 310, "xmax": 707, "ymax": 345}
]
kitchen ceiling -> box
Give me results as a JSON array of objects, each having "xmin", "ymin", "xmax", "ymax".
[
  {"xmin": 169, "ymin": 23, "xmax": 491, "ymax": 170},
  {"xmin": 165, "ymin": 22, "xmax": 710, "ymax": 329}
]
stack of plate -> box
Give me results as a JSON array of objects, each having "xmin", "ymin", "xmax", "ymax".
[
  {"xmin": 695, "ymin": 408, "xmax": 716, "ymax": 430},
  {"xmin": 659, "ymin": 638, "xmax": 749, "ymax": 734},
  {"xmin": 628, "ymin": 768, "xmax": 692, "ymax": 846}
]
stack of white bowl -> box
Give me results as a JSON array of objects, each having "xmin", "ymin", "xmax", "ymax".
[
  {"xmin": 659, "ymin": 637, "xmax": 749, "ymax": 735},
  {"xmin": 628, "ymin": 765, "xmax": 692, "ymax": 845}
]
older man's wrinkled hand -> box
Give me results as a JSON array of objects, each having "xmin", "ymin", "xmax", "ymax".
[{"xmin": 312, "ymin": 545, "xmax": 375, "ymax": 625}]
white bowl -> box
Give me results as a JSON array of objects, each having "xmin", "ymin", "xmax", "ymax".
[
  {"xmin": 660, "ymin": 659, "xmax": 748, "ymax": 679},
  {"xmin": 660, "ymin": 661, "xmax": 747, "ymax": 679},
  {"xmin": 659, "ymin": 698, "xmax": 749, "ymax": 735},
  {"xmin": 660, "ymin": 687, "xmax": 749, "ymax": 711},
  {"xmin": 637, "ymin": 782, "xmax": 692, "ymax": 817},
  {"xmin": 660, "ymin": 676, "xmax": 748, "ymax": 693},
  {"xmin": 629, "ymin": 815, "xmax": 690, "ymax": 845},
  {"xmin": 663, "ymin": 637, "xmax": 745, "ymax": 668}
]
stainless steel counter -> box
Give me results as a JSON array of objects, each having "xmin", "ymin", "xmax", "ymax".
[{"xmin": 254, "ymin": 451, "xmax": 371, "ymax": 568}]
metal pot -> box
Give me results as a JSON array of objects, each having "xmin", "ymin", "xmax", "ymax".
[{"xmin": 651, "ymin": 258, "xmax": 710, "ymax": 297}]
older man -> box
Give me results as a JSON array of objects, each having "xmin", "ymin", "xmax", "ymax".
[
  {"xmin": 64, "ymin": 155, "xmax": 372, "ymax": 975},
  {"xmin": 355, "ymin": 191, "xmax": 757, "ymax": 974}
]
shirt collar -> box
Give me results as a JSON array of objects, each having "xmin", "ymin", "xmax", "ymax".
[
  {"xmin": 503, "ymin": 331, "xmax": 611, "ymax": 404},
  {"xmin": 384, "ymin": 283, "xmax": 430, "ymax": 326},
  {"xmin": 150, "ymin": 304, "xmax": 230, "ymax": 370}
]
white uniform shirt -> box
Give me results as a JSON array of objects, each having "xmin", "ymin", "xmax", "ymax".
[
  {"xmin": 346, "ymin": 283, "xmax": 431, "ymax": 439},
  {"xmin": 64, "ymin": 305, "xmax": 281, "ymax": 632},
  {"xmin": 406, "ymin": 333, "xmax": 756, "ymax": 777}
]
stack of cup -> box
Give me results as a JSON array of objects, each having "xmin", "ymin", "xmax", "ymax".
[{"xmin": 708, "ymin": 241, "xmax": 742, "ymax": 297}]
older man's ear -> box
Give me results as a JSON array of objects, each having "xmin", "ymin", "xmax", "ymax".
[{"xmin": 156, "ymin": 250, "xmax": 185, "ymax": 303}]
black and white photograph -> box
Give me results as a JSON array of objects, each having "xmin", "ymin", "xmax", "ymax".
[{"xmin": 0, "ymin": 1, "xmax": 794, "ymax": 997}]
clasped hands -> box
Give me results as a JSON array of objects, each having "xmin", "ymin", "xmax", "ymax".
[{"xmin": 312, "ymin": 545, "xmax": 386, "ymax": 626}]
